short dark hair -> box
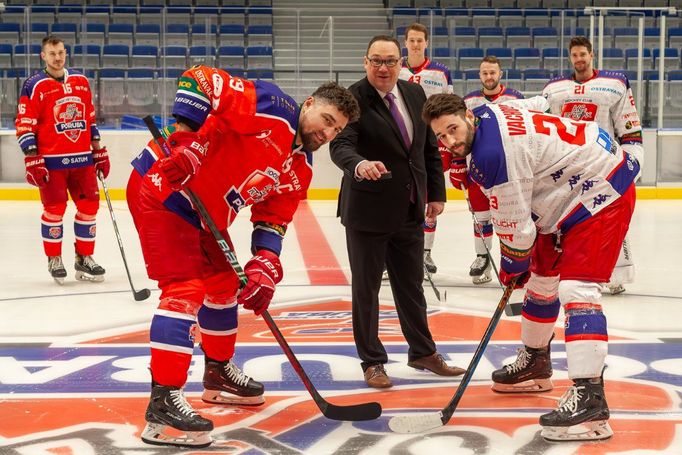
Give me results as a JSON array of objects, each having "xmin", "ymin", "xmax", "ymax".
[
  {"xmin": 422, "ymin": 93, "xmax": 468, "ymax": 124},
  {"xmin": 41, "ymin": 34, "xmax": 64, "ymax": 50},
  {"xmin": 481, "ymin": 55, "xmax": 502, "ymax": 69},
  {"xmin": 366, "ymin": 35, "xmax": 401, "ymax": 57},
  {"xmin": 569, "ymin": 36, "xmax": 592, "ymax": 53},
  {"xmin": 405, "ymin": 22, "xmax": 428, "ymax": 41},
  {"xmin": 312, "ymin": 82, "xmax": 361, "ymax": 123}
]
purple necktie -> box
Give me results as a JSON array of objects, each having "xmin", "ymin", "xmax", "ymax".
[{"xmin": 385, "ymin": 92, "xmax": 411, "ymax": 150}]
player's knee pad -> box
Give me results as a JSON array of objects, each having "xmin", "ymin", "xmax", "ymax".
[
  {"xmin": 75, "ymin": 198, "xmax": 99, "ymax": 218},
  {"xmin": 43, "ymin": 202, "xmax": 67, "ymax": 221},
  {"xmin": 204, "ymin": 271, "xmax": 240, "ymax": 305},
  {"xmin": 558, "ymin": 279, "xmax": 602, "ymax": 307},
  {"xmin": 526, "ymin": 273, "xmax": 559, "ymax": 298},
  {"xmin": 158, "ymin": 279, "xmax": 205, "ymax": 316}
]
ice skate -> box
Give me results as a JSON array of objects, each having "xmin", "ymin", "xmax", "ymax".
[
  {"xmin": 470, "ymin": 254, "xmax": 492, "ymax": 284},
  {"xmin": 491, "ymin": 339, "xmax": 553, "ymax": 393},
  {"xmin": 424, "ymin": 249, "xmax": 437, "ymax": 274},
  {"xmin": 47, "ymin": 256, "xmax": 67, "ymax": 285},
  {"xmin": 74, "ymin": 254, "xmax": 105, "ymax": 282},
  {"xmin": 540, "ymin": 377, "xmax": 612, "ymax": 441},
  {"xmin": 604, "ymin": 283, "xmax": 626, "ymax": 295},
  {"xmin": 141, "ymin": 383, "xmax": 213, "ymax": 448},
  {"xmin": 382, "ymin": 266, "xmax": 389, "ymax": 281},
  {"xmin": 202, "ymin": 357, "xmax": 265, "ymax": 405}
]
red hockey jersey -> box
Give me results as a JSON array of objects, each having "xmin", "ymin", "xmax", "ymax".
[
  {"xmin": 132, "ymin": 66, "xmax": 312, "ymax": 255},
  {"xmin": 16, "ymin": 69, "xmax": 100, "ymax": 170}
]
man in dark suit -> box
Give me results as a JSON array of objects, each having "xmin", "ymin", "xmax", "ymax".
[{"xmin": 330, "ymin": 35, "xmax": 466, "ymax": 388}]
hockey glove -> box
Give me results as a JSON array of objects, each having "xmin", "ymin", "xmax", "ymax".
[
  {"xmin": 24, "ymin": 155, "xmax": 49, "ymax": 188},
  {"xmin": 448, "ymin": 157, "xmax": 469, "ymax": 190},
  {"xmin": 237, "ymin": 249, "xmax": 283, "ymax": 316},
  {"xmin": 499, "ymin": 269, "xmax": 530, "ymax": 290},
  {"xmin": 157, "ymin": 131, "xmax": 208, "ymax": 191},
  {"xmin": 92, "ymin": 146, "xmax": 110, "ymax": 179}
]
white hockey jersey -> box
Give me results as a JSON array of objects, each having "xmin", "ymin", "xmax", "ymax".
[
  {"xmin": 469, "ymin": 103, "xmax": 640, "ymax": 274},
  {"xmin": 464, "ymin": 85, "xmax": 524, "ymax": 110},
  {"xmin": 541, "ymin": 70, "xmax": 643, "ymax": 164},
  {"xmin": 399, "ymin": 58, "xmax": 453, "ymax": 98}
]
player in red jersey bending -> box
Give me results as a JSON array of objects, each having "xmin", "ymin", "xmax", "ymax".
[{"xmin": 127, "ymin": 65, "xmax": 359, "ymax": 448}]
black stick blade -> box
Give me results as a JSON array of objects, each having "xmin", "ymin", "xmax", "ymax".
[
  {"xmin": 134, "ymin": 288, "xmax": 151, "ymax": 301},
  {"xmin": 321, "ymin": 401, "xmax": 382, "ymax": 421}
]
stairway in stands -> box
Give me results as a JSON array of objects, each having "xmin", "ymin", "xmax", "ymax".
[{"xmin": 272, "ymin": 0, "xmax": 390, "ymax": 100}]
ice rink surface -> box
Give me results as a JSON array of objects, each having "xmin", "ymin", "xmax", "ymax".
[{"xmin": 1, "ymin": 198, "xmax": 681, "ymax": 454}]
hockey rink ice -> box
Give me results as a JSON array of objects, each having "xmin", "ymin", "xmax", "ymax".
[{"xmin": 1, "ymin": 197, "xmax": 681, "ymax": 454}]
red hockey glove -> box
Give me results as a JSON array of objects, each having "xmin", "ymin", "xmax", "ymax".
[
  {"xmin": 157, "ymin": 131, "xmax": 208, "ymax": 191},
  {"xmin": 237, "ymin": 250, "xmax": 283, "ymax": 316},
  {"xmin": 499, "ymin": 269, "xmax": 530, "ymax": 290},
  {"xmin": 24, "ymin": 155, "xmax": 49, "ymax": 188},
  {"xmin": 439, "ymin": 148, "xmax": 451, "ymax": 172},
  {"xmin": 449, "ymin": 157, "xmax": 468, "ymax": 190},
  {"xmin": 92, "ymin": 146, "xmax": 110, "ymax": 179}
]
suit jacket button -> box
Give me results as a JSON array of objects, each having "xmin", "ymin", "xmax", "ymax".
[{"xmin": 406, "ymin": 183, "xmax": 411, "ymax": 190}]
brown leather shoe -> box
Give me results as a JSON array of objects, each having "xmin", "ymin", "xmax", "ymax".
[
  {"xmin": 363, "ymin": 364, "xmax": 393, "ymax": 388},
  {"xmin": 407, "ymin": 353, "xmax": 466, "ymax": 376}
]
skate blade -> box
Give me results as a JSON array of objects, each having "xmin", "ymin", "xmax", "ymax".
[
  {"xmin": 491, "ymin": 378, "xmax": 553, "ymax": 393},
  {"xmin": 541, "ymin": 420, "xmax": 613, "ymax": 441},
  {"xmin": 74, "ymin": 271, "xmax": 105, "ymax": 282},
  {"xmin": 141, "ymin": 422, "xmax": 213, "ymax": 448},
  {"xmin": 472, "ymin": 274, "xmax": 492, "ymax": 285},
  {"xmin": 52, "ymin": 276, "xmax": 65, "ymax": 285},
  {"xmin": 201, "ymin": 389, "xmax": 265, "ymax": 406}
]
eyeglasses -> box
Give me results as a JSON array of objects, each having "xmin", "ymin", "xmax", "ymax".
[{"xmin": 367, "ymin": 57, "xmax": 401, "ymax": 68}]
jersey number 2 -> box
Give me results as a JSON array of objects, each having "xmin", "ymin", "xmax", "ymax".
[{"xmin": 531, "ymin": 114, "xmax": 586, "ymax": 146}]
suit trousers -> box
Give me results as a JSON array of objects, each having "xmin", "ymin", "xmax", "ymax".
[{"xmin": 345, "ymin": 207, "xmax": 437, "ymax": 371}]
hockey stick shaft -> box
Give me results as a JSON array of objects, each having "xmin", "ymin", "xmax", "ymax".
[
  {"xmin": 463, "ymin": 188, "xmax": 521, "ymax": 316},
  {"xmin": 424, "ymin": 266, "xmax": 441, "ymax": 301},
  {"xmin": 388, "ymin": 277, "xmax": 517, "ymax": 433},
  {"xmin": 97, "ymin": 172, "xmax": 151, "ymax": 301},
  {"xmin": 143, "ymin": 116, "xmax": 381, "ymax": 421}
]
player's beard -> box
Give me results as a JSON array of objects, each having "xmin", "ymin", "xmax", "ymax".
[
  {"xmin": 482, "ymin": 77, "xmax": 501, "ymax": 92},
  {"xmin": 300, "ymin": 130, "xmax": 325, "ymax": 151},
  {"xmin": 451, "ymin": 120, "xmax": 475, "ymax": 158}
]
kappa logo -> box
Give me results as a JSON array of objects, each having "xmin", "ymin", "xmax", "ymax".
[{"xmin": 148, "ymin": 172, "xmax": 163, "ymax": 191}]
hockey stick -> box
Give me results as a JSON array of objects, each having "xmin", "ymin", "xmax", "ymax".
[
  {"xmin": 143, "ymin": 116, "xmax": 382, "ymax": 422},
  {"xmin": 463, "ymin": 188, "xmax": 522, "ymax": 317},
  {"xmin": 97, "ymin": 171, "xmax": 151, "ymax": 301},
  {"xmin": 424, "ymin": 265, "xmax": 444, "ymax": 302},
  {"xmin": 388, "ymin": 277, "xmax": 517, "ymax": 433}
]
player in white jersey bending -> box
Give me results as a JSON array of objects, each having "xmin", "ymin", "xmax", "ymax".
[
  {"xmin": 542, "ymin": 36, "xmax": 643, "ymax": 295},
  {"xmin": 459, "ymin": 56, "xmax": 525, "ymax": 284},
  {"xmin": 423, "ymin": 94, "xmax": 638, "ymax": 441},
  {"xmin": 398, "ymin": 22, "xmax": 453, "ymax": 276}
]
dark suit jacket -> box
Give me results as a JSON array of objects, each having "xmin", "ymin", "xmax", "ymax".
[{"xmin": 330, "ymin": 78, "xmax": 446, "ymax": 232}]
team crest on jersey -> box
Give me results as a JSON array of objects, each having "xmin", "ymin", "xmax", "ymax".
[
  {"xmin": 561, "ymin": 101, "xmax": 597, "ymax": 121},
  {"xmin": 53, "ymin": 97, "xmax": 87, "ymax": 143},
  {"xmin": 225, "ymin": 167, "xmax": 280, "ymax": 218}
]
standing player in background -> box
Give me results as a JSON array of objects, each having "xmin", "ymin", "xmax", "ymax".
[
  {"xmin": 459, "ymin": 56, "xmax": 524, "ymax": 284},
  {"xmin": 399, "ymin": 22, "xmax": 453, "ymax": 276},
  {"xmin": 127, "ymin": 65, "xmax": 359, "ymax": 448},
  {"xmin": 423, "ymin": 94, "xmax": 638, "ymax": 441},
  {"xmin": 16, "ymin": 35, "xmax": 109, "ymax": 284},
  {"xmin": 542, "ymin": 36, "xmax": 643, "ymax": 295}
]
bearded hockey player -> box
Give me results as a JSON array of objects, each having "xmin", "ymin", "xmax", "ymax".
[
  {"xmin": 423, "ymin": 93, "xmax": 638, "ymax": 442},
  {"xmin": 127, "ymin": 66, "xmax": 359, "ymax": 448},
  {"xmin": 16, "ymin": 35, "xmax": 109, "ymax": 284},
  {"xmin": 542, "ymin": 36, "xmax": 643, "ymax": 295}
]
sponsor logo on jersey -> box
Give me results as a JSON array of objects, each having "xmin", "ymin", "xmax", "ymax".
[
  {"xmin": 224, "ymin": 168, "xmax": 280, "ymax": 221},
  {"xmin": 53, "ymin": 99, "xmax": 86, "ymax": 143}
]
